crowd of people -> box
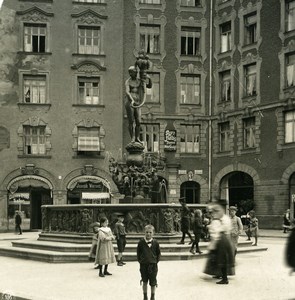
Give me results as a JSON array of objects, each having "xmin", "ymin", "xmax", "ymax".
[{"xmin": 87, "ymin": 198, "xmax": 295, "ymax": 299}]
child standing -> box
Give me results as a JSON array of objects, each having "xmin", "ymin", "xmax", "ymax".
[
  {"xmin": 88, "ymin": 222, "xmax": 100, "ymax": 268},
  {"xmin": 137, "ymin": 224, "xmax": 161, "ymax": 300},
  {"xmin": 245, "ymin": 210, "xmax": 259, "ymax": 246},
  {"xmin": 95, "ymin": 217, "xmax": 116, "ymax": 277},
  {"xmin": 114, "ymin": 213, "xmax": 127, "ymax": 266},
  {"xmin": 190, "ymin": 209, "xmax": 203, "ymax": 255}
]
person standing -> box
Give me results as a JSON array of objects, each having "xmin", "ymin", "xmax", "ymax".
[
  {"xmin": 245, "ymin": 210, "xmax": 259, "ymax": 246},
  {"xmin": 285, "ymin": 220, "xmax": 295, "ymax": 275},
  {"xmin": 95, "ymin": 217, "xmax": 116, "ymax": 277},
  {"xmin": 88, "ymin": 222, "xmax": 100, "ymax": 268},
  {"xmin": 15, "ymin": 211, "xmax": 22, "ymax": 235},
  {"xmin": 283, "ymin": 209, "xmax": 291, "ymax": 233},
  {"xmin": 114, "ymin": 213, "xmax": 127, "ymax": 266},
  {"xmin": 137, "ymin": 224, "xmax": 161, "ymax": 300},
  {"xmin": 204, "ymin": 203, "xmax": 235, "ymax": 285},
  {"xmin": 177, "ymin": 197, "xmax": 194, "ymax": 244},
  {"xmin": 229, "ymin": 206, "xmax": 243, "ymax": 257},
  {"xmin": 190, "ymin": 209, "xmax": 203, "ymax": 255}
]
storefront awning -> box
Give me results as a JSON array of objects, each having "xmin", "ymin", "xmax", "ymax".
[{"xmin": 82, "ymin": 192, "xmax": 110, "ymax": 200}]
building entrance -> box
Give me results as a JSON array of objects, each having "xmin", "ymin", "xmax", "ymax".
[{"xmin": 220, "ymin": 171, "xmax": 254, "ymax": 215}]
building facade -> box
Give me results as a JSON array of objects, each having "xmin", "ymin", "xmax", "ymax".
[{"xmin": 0, "ymin": 0, "xmax": 295, "ymax": 230}]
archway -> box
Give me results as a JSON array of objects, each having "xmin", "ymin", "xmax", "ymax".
[
  {"xmin": 220, "ymin": 171, "xmax": 254, "ymax": 215},
  {"xmin": 7, "ymin": 175, "xmax": 53, "ymax": 230},
  {"xmin": 67, "ymin": 176, "xmax": 111, "ymax": 204},
  {"xmin": 180, "ymin": 181, "xmax": 200, "ymax": 204}
]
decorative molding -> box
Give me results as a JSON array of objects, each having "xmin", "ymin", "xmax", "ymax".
[
  {"xmin": 16, "ymin": 6, "xmax": 54, "ymax": 21},
  {"xmin": 71, "ymin": 61, "xmax": 106, "ymax": 73},
  {"xmin": 71, "ymin": 9, "xmax": 108, "ymax": 24}
]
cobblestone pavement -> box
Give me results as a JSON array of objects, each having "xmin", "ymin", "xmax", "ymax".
[{"xmin": 0, "ymin": 231, "xmax": 294, "ymax": 300}]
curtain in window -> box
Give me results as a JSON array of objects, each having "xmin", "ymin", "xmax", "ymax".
[
  {"xmin": 287, "ymin": 64, "xmax": 295, "ymax": 87},
  {"xmin": 78, "ymin": 128, "xmax": 100, "ymax": 151},
  {"xmin": 287, "ymin": 1, "xmax": 295, "ymax": 31},
  {"xmin": 140, "ymin": 26, "xmax": 160, "ymax": 54}
]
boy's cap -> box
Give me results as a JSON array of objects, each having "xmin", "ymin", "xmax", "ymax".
[{"xmin": 229, "ymin": 206, "xmax": 237, "ymax": 211}]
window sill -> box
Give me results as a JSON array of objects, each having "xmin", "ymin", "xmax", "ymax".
[
  {"xmin": 242, "ymin": 95, "xmax": 257, "ymax": 102},
  {"xmin": 72, "ymin": 104, "xmax": 105, "ymax": 108},
  {"xmin": 217, "ymin": 100, "xmax": 231, "ymax": 106},
  {"xmin": 179, "ymin": 153, "xmax": 200, "ymax": 157},
  {"xmin": 17, "ymin": 51, "xmax": 52, "ymax": 55},
  {"xmin": 283, "ymin": 86, "xmax": 295, "ymax": 93},
  {"xmin": 72, "ymin": 53, "xmax": 106, "ymax": 57},
  {"xmin": 281, "ymin": 143, "xmax": 295, "ymax": 150},
  {"xmin": 180, "ymin": 103, "xmax": 201, "ymax": 107},
  {"xmin": 240, "ymin": 148, "xmax": 257, "ymax": 154},
  {"xmin": 241, "ymin": 42, "xmax": 258, "ymax": 52},
  {"xmin": 19, "ymin": 0, "xmax": 53, "ymax": 2},
  {"xmin": 18, "ymin": 155, "xmax": 52, "ymax": 158},
  {"xmin": 73, "ymin": 153, "xmax": 104, "ymax": 159},
  {"xmin": 18, "ymin": 102, "xmax": 51, "ymax": 107},
  {"xmin": 72, "ymin": 1, "xmax": 106, "ymax": 5}
]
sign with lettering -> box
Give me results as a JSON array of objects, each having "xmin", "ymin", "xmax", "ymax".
[{"xmin": 164, "ymin": 129, "xmax": 177, "ymax": 151}]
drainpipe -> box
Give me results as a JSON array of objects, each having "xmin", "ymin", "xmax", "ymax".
[{"xmin": 208, "ymin": 0, "xmax": 214, "ymax": 203}]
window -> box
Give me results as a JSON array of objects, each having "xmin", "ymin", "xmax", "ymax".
[
  {"xmin": 181, "ymin": 27, "xmax": 200, "ymax": 56},
  {"xmin": 244, "ymin": 13, "xmax": 257, "ymax": 45},
  {"xmin": 244, "ymin": 64, "xmax": 257, "ymax": 97},
  {"xmin": 180, "ymin": 125, "xmax": 200, "ymax": 153},
  {"xmin": 243, "ymin": 117, "xmax": 256, "ymax": 149},
  {"xmin": 146, "ymin": 73, "xmax": 160, "ymax": 103},
  {"xmin": 181, "ymin": 0, "xmax": 200, "ymax": 6},
  {"xmin": 78, "ymin": 26, "xmax": 101, "ymax": 55},
  {"xmin": 220, "ymin": 70, "xmax": 231, "ymax": 102},
  {"xmin": 286, "ymin": 53, "xmax": 295, "ymax": 87},
  {"xmin": 24, "ymin": 23, "xmax": 46, "ymax": 53},
  {"xmin": 140, "ymin": 0, "xmax": 161, "ymax": 3},
  {"xmin": 220, "ymin": 22, "xmax": 231, "ymax": 53},
  {"xmin": 140, "ymin": 25, "xmax": 160, "ymax": 54},
  {"xmin": 78, "ymin": 127, "xmax": 100, "ymax": 152},
  {"xmin": 23, "ymin": 75, "xmax": 46, "ymax": 103},
  {"xmin": 78, "ymin": 77, "xmax": 100, "ymax": 105},
  {"xmin": 23, "ymin": 126, "xmax": 46, "ymax": 155},
  {"xmin": 140, "ymin": 124, "xmax": 160, "ymax": 152},
  {"xmin": 180, "ymin": 75, "xmax": 200, "ymax": 104},
  {"xmin": 285, "ymin": 111, "xmax": 295, "ymax": 143},
  {"xmin": 219, "ymin": 122, "xmax": 230, "ymax": 152},
  {"xmin": 286, "ymin": 0, "xmax": 295, "ymax": 32}
]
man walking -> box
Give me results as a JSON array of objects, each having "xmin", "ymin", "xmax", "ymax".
[{"xmin": 15, "ymin": 211, "xmax": 22, "ymax": 235}]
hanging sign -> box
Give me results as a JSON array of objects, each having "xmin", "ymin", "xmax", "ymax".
[{"xmin": 164, "ymin": 129, "xmax": 177, "ymax": 151}]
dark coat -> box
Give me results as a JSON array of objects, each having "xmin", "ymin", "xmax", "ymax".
[
  {"xmin": 286, "ymin": 227, "xmax": 295, "ymax": 269},
  {"xmin": 137, "ymin": 238, "xmax": 161, "ymax": 264},
  {"xmin": 15, "ymin": 214, "xmax": 22, "ymax": 225}
]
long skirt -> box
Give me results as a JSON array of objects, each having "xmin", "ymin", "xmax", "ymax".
[
  {"xmin": 88, "ymin": 236, "xmax": 98, "ymax": 260},
  {"xmin": 95, "ymin": 239, "xmax": 116, "ymax": 266},
  {"xmin": 204, "ymin": 233, "xmax": 235, "ymax": 276}
]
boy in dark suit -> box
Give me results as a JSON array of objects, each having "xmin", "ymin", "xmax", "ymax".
[{"xmin": 137, "ymin": 224, "xmax": 161, "ymax": 300}]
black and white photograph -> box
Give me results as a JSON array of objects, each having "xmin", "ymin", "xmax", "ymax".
[{"xmin": 0, "ymin": 0, "xmax": 294, "ymax": 299}]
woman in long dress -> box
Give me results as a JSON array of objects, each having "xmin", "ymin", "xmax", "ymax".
[
  {"xmin": 95, "ymin": 217, "xmax": 116, "ymax": 277},
  {"xmin": 204, "ymin": 203, "xmax": 235, "ymax": 284}
]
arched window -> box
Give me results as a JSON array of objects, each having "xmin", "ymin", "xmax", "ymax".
[{"xmin": 180, "ymin": 181, "xmax": 200, "ymax": 203}]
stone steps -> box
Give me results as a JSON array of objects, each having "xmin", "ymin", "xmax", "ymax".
[{"xmin": 0, "ymin": 233, "xmax": 268, "ymax": 263}]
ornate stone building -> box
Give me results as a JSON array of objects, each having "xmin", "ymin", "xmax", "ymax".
[{"xmin": 0, "ymin": 0, "xmax": 294, "ymax": 230}]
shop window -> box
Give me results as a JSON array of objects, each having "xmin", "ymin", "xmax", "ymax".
[
  {"xmin": 244, "ymin": 13, "xmax": 257, "ymax": 45},
  {"xmin": 243, "ymin": 117, "xmax": 256, "ymax": 149},
  {"xmin": 140, "ymin": 124, "xmax": 160, "ymax": 152},
  {"xmin": 23, "ymin": 125, "xmax": 46, "ymax": 155},
  {"xmin": 77, "ymin": 127, "xmax": 100, "ymax": 153},
  {"xmin": 180, "ymin": 125, "xmax": 200, "ymax": 153},
  {"xmin": 181, "ymin": 26, "xmax": 200, "ymax": 56},
  {"xmin": 23, "ymin": 75, "xmax": 46, "ymax": 103},
  {"xmin": 244, "ymin": 64, "xmax": 257, "ymax": 97},
  {"xmin": 286, "ymin": 52, "xmax": 295, "ymax": 87},
  {"xmin": 219, "ymin": 122, "xmax": 230, "ymax": 152},
  {"xmin": 146, "ymin": 72, "xmax": 160, "ymax": 103},
  {"xmin": 220, "ymin": 22, "xmax": 231, "ymax": 53},
  {"xmin": 78, "ymin": 26, "xmax": 101, "ymax": 55},
  {"xmin": 24, "ymin": 23, "xmax": 46, "ymax": 53},
  {"xmin": 220, "ymin": 70, "xmax": 231, "ymax": 102},
  {"xmin": 78, "ymin": 77, "xmax": 100, "ymax": 105},
  {"xmin": 285, "ymin": 110, "xmax": 295, "ymax": 143},
  {"xmin": 180, "ymin": 74, "xmax": 200, "ymax": 105},
  {"xmin": 286, "ymin": 0, "xmax": 295, "ymax": 32},
  {"xmin": 139, "ymin": 25, "xmax": 160, "ymax": 54}
]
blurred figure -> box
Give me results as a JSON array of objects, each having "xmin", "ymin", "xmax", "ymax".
[
  {"xmin": 229, "ymin": 206, "xmax": 243, "ymax": 257},
  {"xmin": 202, "ymin": 208, "xmax": 211, "ymax": 241},
  {"xmin": 190, "ymin": 209, "xmax": 203, "ymax": 254},
  {"xmin": 245, "ymin": 210, "xmax": 259, "ymax": 246},
  {"xmin": 285, "ymin": 220, "xmax": 295, "ymax": 275},
  {"xmin": 204, "ymin": 204, "xmax": 235, "ymax": 285},
  {"xmin": 88, "ymin": 222, "xmax": 100, "ymax": 268},
  {"xmin": 15, "ymin": 211, "xmax": 22, "ymax": 235},
  {"xmin": 283, "ymin": 209, "xmax": 291, "ymax": 233},
  {"xmin": 177, "ymin": 197, "xmax": 194, "ymax": 244}
]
